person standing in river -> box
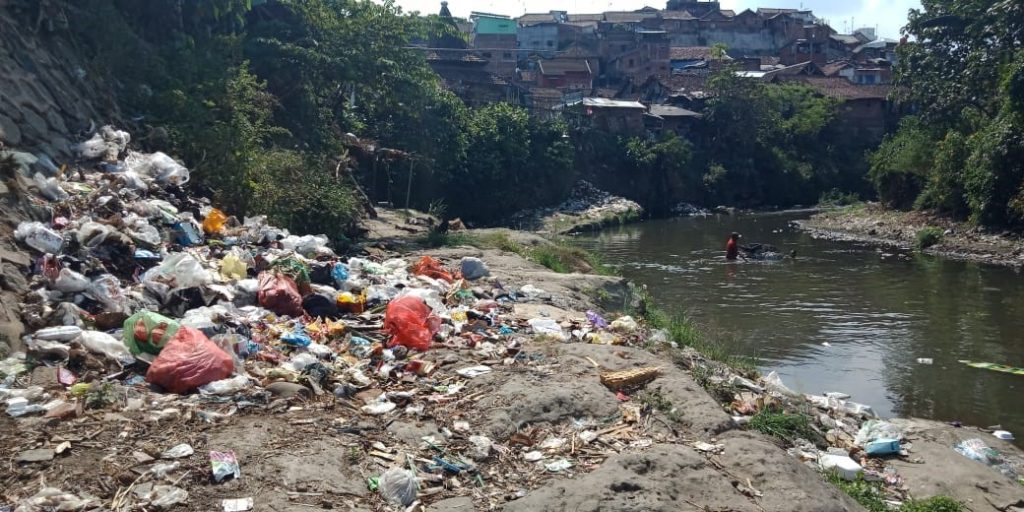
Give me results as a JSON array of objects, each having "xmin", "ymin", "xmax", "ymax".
[{"xmin": 726, "ymin": 232, "xmax": 740, "ymax": 260}]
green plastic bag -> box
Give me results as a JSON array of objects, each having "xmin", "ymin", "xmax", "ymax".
[{"xmin": 123, "ymin": 310, "xmax": 181, "ymax": 355}]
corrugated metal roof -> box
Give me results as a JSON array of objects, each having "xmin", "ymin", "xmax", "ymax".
[
  {"xmin": 648, "ymin": 105, "xmax": 702, "ymax": 118},
  {"xmin": 583, "ymin": 98, "xmax": 647, "ymax": 109}
]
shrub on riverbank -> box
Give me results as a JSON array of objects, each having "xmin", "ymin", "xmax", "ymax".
[
  {"xmin": 825, "ymin": 471, "xmax": 965, "ymax": 512},
  {"xmin": 915, "ymin": 227, "xmax": 944, "ymax": 250}
]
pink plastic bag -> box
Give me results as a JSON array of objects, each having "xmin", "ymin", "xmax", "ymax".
[
  {"xmin": 384, "ymin": 296, "xmax": 440, "ymax": 351},
  {"xmin": 146, "ymin": 327, "xmax": 234, "ymax": 394}
]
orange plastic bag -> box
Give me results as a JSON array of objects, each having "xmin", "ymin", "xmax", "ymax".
[
  {"xmin": 384, "ymin": 296, "xmax": 440, "ymax": 351},
  {"xmin": 145, "ymin": 327, "xmax": 234, "ymax": 394},
  {"xmin": 202, "ymin": 208, "xmax": 228, "ymax": 235},
  {"xmin": 410, "ymin": 256, "xmax": 453, "ymax": 283},
  {"xmin": 258, "ymin": 271, "xmax": 304, "ymax": 317}
]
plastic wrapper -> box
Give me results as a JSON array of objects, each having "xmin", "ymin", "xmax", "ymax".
[
  {"xmin": 124, "ymin": 311, "xmax": 181, "ymax": 355},
  {"xmin": 220, "ymin": 252, "xmax": 248, "ymax": 281},
  {"xmin": 854, "ymin": 419, "xmax": 903, "ymax": 446},
  {"xmin": 210, "ymin": 451, "xmax": 241, "ymax": 483},
  {"xmin": 332, "ymin": 263, "xmax": 349, "ymax": 286},
  {"xmin": 14, "ymin": 222, "xmax": 63, "ymax": 254},
  {"xmin": 379, "ymin": 467, "xmax": 418, "ymax": 506},
  {"xmin": 145, "ymin": 327, "xmax": 233, "ymax": 394},
  {"xmin": 14, "ymin": 487, "xmax": 97, "ymax": 512},
  {"xmin": 384, "ymin": 296, "xmax": 440, "ymax": 351},
  {"xmin": 146, "ymin": 485, "xmax": 189, "ymax": 509},
  {"xmin": 34, "ymin": 326, "xmax": 81, "ymax": 342}
]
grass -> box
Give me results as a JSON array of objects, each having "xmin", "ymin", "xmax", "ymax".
[
  {"xmin": 819, "ymin": 189, "xmax": 862, "ymax": 208},
  {"xmin": 625, "ymin": 283, "xmax": 758, "ymax": 374},
  {"xmin": 748, "ymin": 406, "xmax": 816, "ymax": 444},
  {"xmin": 419, "ymin": 230, "xmax": 614, "ymax": 275},
  {"xmin": 915, "ymin": 226, "xmax": 944, "ymax": 250},
  {"xmin": 824, "ymin": 472, "xmax": 966, "ymax": 512},
  {"xmin": 636, "ymin": 387, "xmax": 682, "ymax": 423}
]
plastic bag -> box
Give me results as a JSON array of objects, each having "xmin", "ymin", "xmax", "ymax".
[
  {"xmin": 332, "ymin": 262, "xmax": 349, "ymax": 286},
  {"xmin": 15, "ymin": 222, "xmax": 63, "ymax": 254},
  {"xmin": 199, "ymin": 375, "xmax": 250, "ymax": 395},
  {"xmin": 764, "ymin": 371, "xmax": 801, "ymax": 398},
  {"xmin": 123, "ymin": 310, "xmax": 181, "ymax": 355},
  {"xmin": 14, "ymin": 487, "xmax": 97, "ymax": 512},
  {"xmin": 125, "ymin": 151, "xmax": 190, "ymax": 186},
  {"xmin": 586, "ymin": 310, "xmax": 609, "ymax": 329},
  {"xmin": 384, "ymin": 296, "xmax": 439, "ymax": 351},
  {"xmin": 78, "ymin": 330, "xmax": 135, "ymax": 365},
  {"xmin": 379, "ymin": 467, "xmax": 418, "ymax": 506},
  {"xmin": 336, "ymin": 291, "xmax": 366, "ymax": 314},
  {"xmin": 171, "ymin": 221, "xmax": 203, "ymax": 246},
  {"xmin": 146, "ymin": 327, "xmax": 234, "ymax": 394},
  {"xmin": 411, "ymin": 256, "xmax": 453, "ymax": 282},
  {"xmin": 51, "ymin": 268, "xmax": 90, "ymax": 293},
  {"xmin": 281, "ymin": 323, "xmax": 312, "ymax": 347},
  {"xmin": 87, "ymin": 274, "xmax": 129, "ymax": 313},
  {"xmin": 145, "ymin": 485, "xmax": 189, "ymax": 509},
  {"xmin": 855, "ymin": 420, "xmax": 903, "ymax": 446},
  {"xmin": 459, "ymin": 257, "xmax": 490, "ymax": 281},
  {"xmin": 280, "ymin": 235, "xmax": 329, "ymax": 257},
  {"xmin": 76, "ymin": 221, "xmax": 113, "ymax": 248},
  {"xmin": 33, "ymin": 172, "xmax": 68, "ymax": 201},
  {"xmin": 220, "ymin": 252, "xmax": 248, "ymax": 281},
  {"xmin": 528, "ymin": 318, "xmax": 564, "ymax": 338},
  {"xmin": 257, "ymin": 272, "xmax": 304, "ymax": 317},
  {"xmin": 610, "ymin": 316, "xmax": 639, "ymax": 333},
  {"xmin": 74, "ymin": 125, "xmax": 130, "ymax": 161},
  {"xmin": 144, "ymin": 253, "xmax": 214, "ymax": 292},
  {"xmin": 202, "ymin": 208, "xmax": 227, "ymax": 235},
  {"xmin": 34, "ymin": 326, "xmax": 82, "ymax": 342}
]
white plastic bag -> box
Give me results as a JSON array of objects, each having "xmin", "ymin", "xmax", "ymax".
[
  {"xmin": 33, "ymin": 173, "xmax": 68, "ymax": 201},
  {"xmin": 143, "ymin": 253, "xmax": 213, "ymax": 291},
  {"xmin": 52, "ymin": 268, "xmax": 90, "ymax": 293},
  {"xmin": 199, "ymin": 375, "xmax": 251, "ymax": 396},
  {"xmin": 280, "ymin": 235, "xmax": 329, "ymax": 257},
  {"xmin": 87, "ymin": 274, "xmax": 129, "ymax": 313},
  {"xmin": 528, "ymin": 318, "xmax": 565, "ymax": 338},
  {"xmin": 34, "ymin": 326, "xmax": 82, "ymax": 342},
  {"xmin": 78, "ymin": 330, "xmax": 135, "ymax": 365},
  {"xmin": 125, "ymin": 151, "xmax": 190, "ymax": 186},
  {"xmin": 15, "ymin": 222, "xmax": 63, "ymax": 254},
  {"xmin": 76, "ymin": 221, "xmax": 113, "ymax": 248}
]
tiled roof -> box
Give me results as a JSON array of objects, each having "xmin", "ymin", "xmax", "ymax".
[
  {"xmin": 538, "ymin": 59, "xmax": 592, "ymax": 76},
  {"xmin": 648, "ymin": 104, "xmax": 702, "ymax": 117},
  {"xmin": 518, "ymin": 13, "xmax": 555, "ymax": 25},
  {"xmin": 669, "ymin": 46, "xmax": 732, "ymax": 61},
  {"xmin": 778, "ymin": 76, "xmax": 891, "ymax": 100},
  {"xmin": 662, "ymin": 10, "xmax": 697, "ymax": 20},
  {"xmin": 821, "ymin": 61, "xmax": 853, "ymax": 76},
  {"xmin": 568, "ymin": 13, "xmax": 604, "ymax": 22},
  {"xmin": 603, "ymin": 11, "xmax": 647, "ymax": 23}
]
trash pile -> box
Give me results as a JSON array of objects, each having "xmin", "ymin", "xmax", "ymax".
[
  {"xmin": 695, "ymin": 358, "xmax": 1024, "ymax": 505},
  {"xmin": 0, "ymin": 127, "xmax": 665, "ymax": 510},
  {"xmin": 507, "ymin": 180, "xmax": 642, "ymax": 233}
]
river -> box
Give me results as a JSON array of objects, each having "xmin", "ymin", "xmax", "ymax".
[{"xmin": 577, "ymin": 211, "xmax": 1024, "ymax": 442}]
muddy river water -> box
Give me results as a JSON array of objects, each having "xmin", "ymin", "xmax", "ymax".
[{"xmin": 577, "ymin": 212, "xmax": 1024, "ymax": 442}]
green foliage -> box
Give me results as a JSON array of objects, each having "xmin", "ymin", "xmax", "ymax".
[
  {"xmin": 637, "ymin": 388, "xmax": 682, "ymax": 422},
  {"xmin": 915, "ymin": 226, "xmax": 945, "ymax": 250},
  {"xmin": 819, "ymin": 189, "xmax": 861, "ymax": 208},
  {"xmin": 825, "ymin": 471, "xmax": 966, "ymax": 512},
  {"xmin": 748, "ymin": 407, "xmax": 815, "ymax": 444},
  {"xmin": 879, "ymin": 2, "xmax": 1024, "ymax": 228}
]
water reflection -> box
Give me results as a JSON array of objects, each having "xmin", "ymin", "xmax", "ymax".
[{"xmin": 577, "ymin": 213, "xmax": 1024, "ymax": 443}]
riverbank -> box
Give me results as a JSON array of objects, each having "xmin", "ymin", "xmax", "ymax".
[{"xmin": 799, "ymin": 204, "xmax": 1024, "ymax": 268}]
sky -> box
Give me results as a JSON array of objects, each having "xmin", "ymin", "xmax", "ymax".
[{"xmin": 393, "ymin": 0, "xmax": 921, "ymax": 39}]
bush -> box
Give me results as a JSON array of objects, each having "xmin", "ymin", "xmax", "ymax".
[
  {"xmin": 915, "ymin": 227, "xmax": 944, "ymax": 250},
  {"xmin": 868, "ymin": 118, "xmax": 934, "ymax": 209},
  {"xmin": 748, "ymin": 407, "xmax": 815, "ymax": 444},
  {"xmin": 819, "ymin": 189, "xmax": 861, "ymax": 208}
]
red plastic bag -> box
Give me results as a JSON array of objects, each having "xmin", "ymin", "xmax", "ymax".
[
  {"xmin": 258, "ymin": 271, "xmax": 304, "ymax": 317},
  {"xmin": 384, "ymin": 296, "xmax": 440, "ymax": 351},
  {"xmin": 410, "ymin": 256, "xmax": 453, "ymax": 283},
  {"xmin": 146, "ymin": 327, "xmax": 234, "ymax": 394}
]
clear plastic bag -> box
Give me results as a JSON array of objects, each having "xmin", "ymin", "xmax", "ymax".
[
  {"xmin": 87, "ymin": 274, "xmax": 129, "ymax": 313},
  {"xmin": 52, "ymin": 268, "xmax": 90, "ymax": 293},
  {"xmin": 379, "ymin": 467, "xmax": 418, "ymax": 506},
  {"xmin": 33, "ymin": 172, "xmax": 68, "ymax": 201},
  {"xmin": 78, "ymin": 330, "xmax": 135, "ymax": 365},
  {"xmin": 14, "ymin": 222, "xmax": 63, "ymax": 254},
  {"xmin": 125, "ymin": 151, "xmax": 190, "ymax": 186},
  {"xmin": 199, "ymin": 375, "xmax": 250, "ymax": 395},
  {"xmin": 143, "ymin": 253, "xmax": 213, "ymax": 292},
  {"xmin": 76, "ymin": 221, "xmax": 113, "ymax": 248}
]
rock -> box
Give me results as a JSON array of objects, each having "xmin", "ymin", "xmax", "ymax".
[
  {"xmin": 0, "ymin": 113, "xmax": 22, "ymax": 145},
  {"xmin": 460, "ymin": 257, "xmax": 490, "ymax": 280},
  {"xmin": 30, "ymin": 366, "xmax": 59, "ymax": 389},
  {"xmin": 266, "ymin": 382, "xmax": 312, "ymax": 399},
  {"xmin": 16, "ymin": 448, "xmax": 55, "ymax": 463},
  {"xmin": 430, "ymin": 497, "xmax": 474, "ymax": 510},
  {"xmin": 0, "ymin": 262, "xmax": 29, "ymax": 294},
  {"xmin": 44, "ymin": 402, "xmax": 78, "ymax": 420}
]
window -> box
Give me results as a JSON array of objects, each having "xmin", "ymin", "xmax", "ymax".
[
  {"xmin": 621, "ymin": 44, "xmax": 628, "ymax": 52},
  {"xmin": 629, "ymin": 58, "xmax": 635, "ymax": 67},
  {"xmin": 482, "ymin": 52, "xmax": 493, "ymax": 58},
  {"xmin": 503, "ymin": 52, "xmax": 513, "ymax": 59},
  {"xmin": 546, "ymin": 40, "xmax": 554, "ymax": 48}
]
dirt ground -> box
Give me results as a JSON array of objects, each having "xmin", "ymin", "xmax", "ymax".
[{"xmin": 800, "ymin": 204, "xmax": 1024, "ymax": 268}]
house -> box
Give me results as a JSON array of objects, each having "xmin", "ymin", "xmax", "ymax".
[
  {"xmin": 582, "ymin": 98, "xmax": 647, "ymax": 134},
  {"xmin": 772, "ymin": 75, "xmax": 893, "ymax": 140},
  {"xmin": 646, "ymin": 104, "xmax": 702, "ymax": 135},
  {"xmin": 666, "ymin": 0, "xmax": 722, "ymax": 18},
  {"xmin": 669, "ymin": 46, "xmax": 730, "ymax": 72},
  {"xmin": 537, "ymin": 58, "xmax": 594, "ymax": 90},
  {"xmin": 853, "ymin": 38, "xmax": 900, "ymax": 66},
  {"xmin": 605, "ymin": 28, "xmax": 670, "ymax": 82},
  {"xmin": 471, "ymin": 13, "xmax": 518, "ymax": 77},
  {"xmin": 427, "ymin": 52, "xmax": 510, "ymax": 106}
]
